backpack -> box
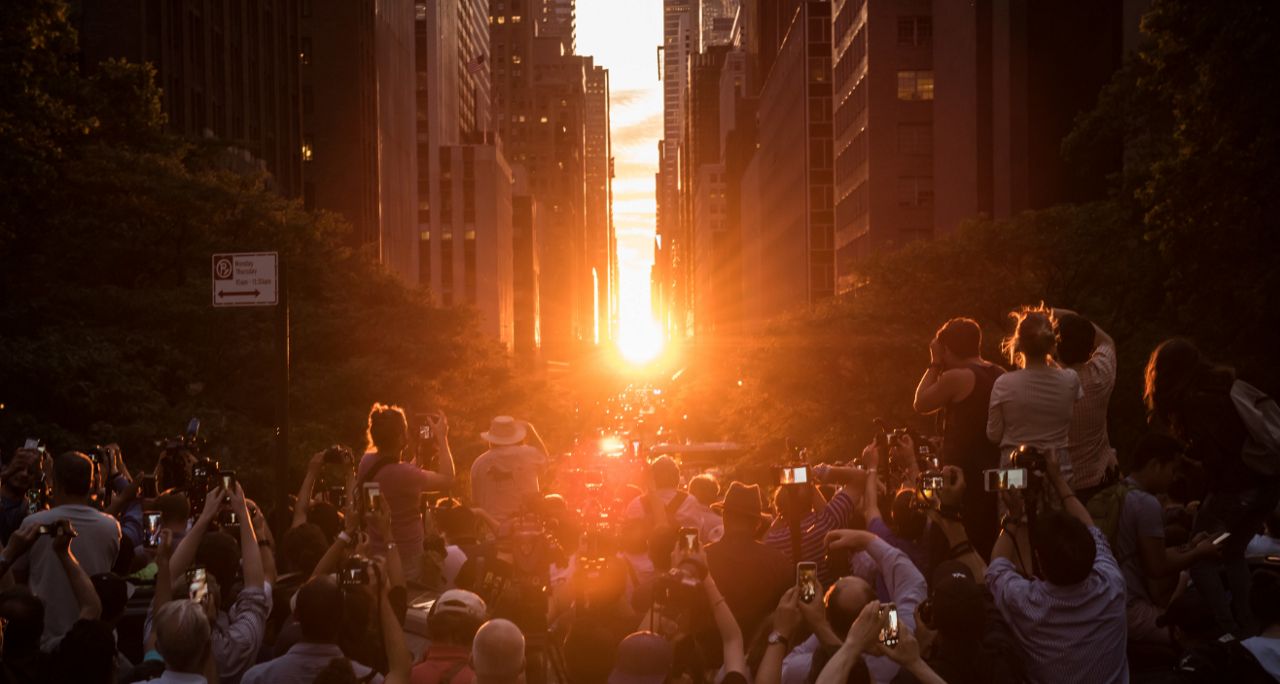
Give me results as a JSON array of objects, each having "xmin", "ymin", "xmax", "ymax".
[{"xmin": 1086, "ymin": 478, "xmax": 1138, "ymax": 548}]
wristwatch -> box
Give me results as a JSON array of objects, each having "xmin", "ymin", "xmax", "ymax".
[{"xmin": 767, "ymin": 631, "xmax": 790, "ymax": 648}]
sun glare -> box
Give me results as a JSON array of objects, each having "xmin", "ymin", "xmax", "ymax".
[{"xmin": 617, "ymin": 315, "xmax": 665, "ymax": 365}]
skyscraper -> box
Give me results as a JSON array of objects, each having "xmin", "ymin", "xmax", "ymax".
[
  {"xmin": 75, "ymin": 0, "xmax": 303, "ymax": 197},
  {"xmin": 831, "ymin": 0, "xmax": 934, "ymax": 293},
  {"xmin": 655, "ymin": 0, "xmax": 699, "ymax": 339},
  {"xmin": 739, "ymin": 0, "xmax": 833, "ymax": 323},
  {"xmin": 301, "ymin": 0, "xmax": 419, "ymax": 284},
  {"xmin": 584, "ymin": 63, "xmax": 617, "ymax": 345}
]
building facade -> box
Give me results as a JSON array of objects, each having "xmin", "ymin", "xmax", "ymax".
[
  {"xmin": 75, "ymin": 0, "xmax": 303, "ymax": 197},
  {"xmin": 301, "ymin": 0, "xmax": 418, "ymax": 284},
  {"xmin": 584, "ymin": 63, "xmax": 617, "ymax": 345}
]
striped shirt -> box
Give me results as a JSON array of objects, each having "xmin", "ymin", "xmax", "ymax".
[
  {"xmin": 763, "ymin": 489, "xmax": 856, "ymax": 584},
  {"xmin": 986, "ymin": 526, "xmax": 1128, "ymax": 684}
]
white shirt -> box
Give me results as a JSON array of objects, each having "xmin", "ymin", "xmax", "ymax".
[
  {"xmin": 1246, "ymin": 534, "xmax": 1280, "ymax": 559},
  {"xmin": 443, "ymin": 544, "xmax": 467, "ymax": 588},
  {"xmin": 623, "ymin": 488, "xmax": 706, "ymax": 533},
  {"xmin": 1067, "ymin": 342, "xmax": 1118, "ymax": 489},
  {"xmin": 988, "ymin": 366, "xmax": 1083, "ymax": 474},
  {"xmin": 20, "ymin": 504, "xmax": 120, "ymax": 649}
]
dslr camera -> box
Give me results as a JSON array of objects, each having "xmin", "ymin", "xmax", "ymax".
[{"xmin": 340, "ymin": 556, "xmax": 373, "ymax": 589}]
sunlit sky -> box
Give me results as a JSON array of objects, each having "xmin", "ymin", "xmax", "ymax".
[{"xmin": 577, "ymin": 0, "xmax": 662, "ymax": 344}]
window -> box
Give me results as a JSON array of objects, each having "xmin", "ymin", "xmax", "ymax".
[
  {"xmin": 897, "ymin": 17, "xmax": 932, "ymax": 46},
  {"xmin": 896, "ymin": 124, "xmax": 932, "ymax": 155},
  {"xmin": 301, "ymin": 140, "xmax": 313, "ymax": 162},
  {"xmin": 897, "ymin": 176, "xmax": 934, "ymax": 207},
  {"xmin": 300, "ymin": 37, "xmax": 311, "ymax": 65},
  {"xmin": 896, "ymin": 70, "xmax": 934, "ymax": 100}
]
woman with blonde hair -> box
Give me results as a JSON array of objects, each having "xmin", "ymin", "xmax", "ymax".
[{"xmin": 986, "ymin": 307, "xmax": 1083, "ymax": 479}]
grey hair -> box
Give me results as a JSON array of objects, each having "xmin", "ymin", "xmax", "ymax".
[{"xmin": 154, "ymin": 599, "xmax": 211, "ymax": 673}]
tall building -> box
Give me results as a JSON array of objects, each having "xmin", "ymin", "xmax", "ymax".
[
  {"xmin": 74, "ymin": 0, "xmax": 303, "ymax": 197},
  {"xmin": 538, "ymin": 0, "xmax": 576, "ymax": 54},
  {"xmin": 512, "ymin": 179, "xmax": 542, "ymax": 357},
  {"xmin": 655, "ymin": 0, "xmax": 698, "ymax": 339},
  {"xmin": 414, "ymin": 0, "xmax": 516, "ymax": 350},
  {"xmin": 302, "ymin": 0, "xmax": 419, "ymax": 284},
  {"xmin": 831, "ymin": 0, "xmax": 934, "ymax": 293},
  {"xmin": 584, "ymin": 63, "xmax": 617, "ymax": 345},
  {"xmin": 739, "ymin": 0, "xmax": 833, "ymax": 323},
  {"xmin": 491, "ymin": 0, "xmax": 594, "ymax": 360}
]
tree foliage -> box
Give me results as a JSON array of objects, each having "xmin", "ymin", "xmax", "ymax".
[
  {"xmin": 683, "ymin": 0, "xmax": 1280, "ymax": 466},
  {"xmin": 0, "ymin": 0, "xmax": 564, "ymax": 495}
]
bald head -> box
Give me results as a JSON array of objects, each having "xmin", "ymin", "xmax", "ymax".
[
  {"xmin": 473, "ymin": 619, "xmax": 526, "ymax": 683},
  {"xmin": 826, "ymin": 576, "xmax": 875, "ymax": 639}
]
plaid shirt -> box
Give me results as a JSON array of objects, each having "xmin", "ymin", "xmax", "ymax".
[
  {"xmin": 1067, "ymin": 342, "xmax": 1118, "ymax": 489},
  {"xmin": 212, "ymin": 586, "xmax": 272, "ymax": 684},
  {"xmin": 987, "ymin": 527, "xmax": 1128, "ymax": 684},
  {"xmin": 763, "ymin": 489, "xmax": 856, "ymax": 584}
]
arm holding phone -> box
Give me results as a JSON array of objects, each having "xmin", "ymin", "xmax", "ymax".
[
  {"xmin": 292, "ymin": 451, "xmax": 328, "ymax": 529},
  {"xmin": 927, "ymin": 467, "xmax": 988, "ymax": 579},
  {"xmin": 815, "ymin": 601, "xmax": 883, "ymax": 684},
  {"xmin": 415, "ymin": 412, "xmax": 456, "ymax": 490},
  {"xmin": 169, "ymin": 486, "xmax": 223, "ymax": 581},
  {"xmin": 50, "ymin": 521, "xmax": 103, "ymax": 621}
]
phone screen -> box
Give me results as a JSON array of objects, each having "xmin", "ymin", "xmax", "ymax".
[
  {"xmin": 1004, "ymin": 469, "xmax": 1027, "ymax": 489},
  {"xmin": 880, "ymin": 605, "xmax": 899, "ymax": 646},
  {"xmin": 921, "ymin": 475, "xmax": 944, "ymax": 492},
  {"xmin": 1212, "ymin": 532, "xmax": 1231, "ymax": 546},
  {"xmin": 797, "ymin": 563, "xmax": 818, "ymax": 603},
  {"xmin": 221, "ymin": 472, "xmax": 235, "ymax": 492},
  {"xmin": 419, "ymin": 425, "xmax": 432, "ymax": 440},
  {"xmin": 188, "ymin": 568, "xmax": 208, "ymax": 602},
  {"xmin": 143, "ymin": 511, "xmax": 162, "ymax": 547},
  {"xmin": 781, "ymin": 466, "xmax": 809, "ymax": 485},
  {"xmin": 679, "ymin": 527, "xmax": 699, "ymax": 552},
  {"xmin": 24, "ymin": 438, "xmax": 39, "ymax": 450},
  {"xmin": 363, "ymin": 483, "xmax": 382, "ymax": 511}
]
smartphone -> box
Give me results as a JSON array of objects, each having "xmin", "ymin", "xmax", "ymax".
[
  {"xmin": 418, "ymin": 424, "xmax": 433, "ymax": 441},
  {"xmin": 143, "ymin": 510, "xmax": 163, "ymax": 548},
  {"xmin": 140, "ymin": 474, "xmax": 158, "ymax": 499},
  {"xmin": 983, "ymin": 468, "xmax": 1028, "ymax": 492},
  {"xmin": 1212, "ymin": 532, "xmax": 1231, "ymax": 546},
  {"xmin": 879, "ymin": 603, "xmax": 899, "ymax": 646},
  {"xmin": 340, "ymin": 562, "xmax": 369, "ymax": 587},
  {"xmin": 187, "ymin": 567, "xmax": 208, "ymax": 602},
  {"xmin": 24, "ymin": 438, "xmax": 45, "ymax": 454},
  {"xmin": 919, "ymin": 473, "xmax": 945, "ymax": 494},
  {"xmin": 219, "ymin": 470, "xmax": 236, "ymax": 493},
  {"xmin": 797, "ymin": 561, "xmax": 819, "ymax": 604},
  {"xmin": 363, "ymin": 482, "xmax": 383, "ymax": 513},
  {"xmin": 326, "ymin": 485, "xmax": 347, "ymax": 508},
  {"xmin": 780, "ymin": 465, "xmax": 810, "ymax": 486},
  {"xmin": 678, "ymin": 527, "xmax": 699, "ymax": 553}
]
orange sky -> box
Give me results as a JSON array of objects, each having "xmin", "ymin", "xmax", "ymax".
[{"xmin": 577, "ymin": 0, "xmax": 662, "ymax": 333}]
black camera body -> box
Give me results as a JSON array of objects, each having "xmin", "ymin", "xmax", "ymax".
[
  {"xmin": 653, "ymin": 567, "xmax": 702, "ymax": 607},
  {"xmin": 1009, "ymin": 445, "xmax": 1047, "ymax": 475},
  {"xmin": 323, "ymin": 445, "xmax": 354, "ymax": 465},
  {"xmin": 340, "ymin": 556, "xmax": 372, "ymax": 588}
]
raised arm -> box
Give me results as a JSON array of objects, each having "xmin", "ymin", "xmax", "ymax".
[
  {"xmin": 53, "ymin": 521, "xmax": 102, "ymax": 621},
  {"xmin": 230, "ymin": 485, "xmax": 264, "ymax": 590},
  {"xmin": 146, "ymin": 529, "xmax": 175, "ymax": 652},
  {"xmin": 379, "ymin": 558, "xmax": 413, "ymax": 684},
  {"xmin": 170, "ymin": 486, "xmax": 223, "ymax": 580},
  {"xmin": 312, "ymin": 499, "xmax": 360, "ymax": 580},
  {"xmin": 756, "ymin": 587, "xmax": 803, "ymax": 684},
  {"xmin": 816, "ymin": 601, "xmax": 881, "ymax": 684},
  {"xmin": 1045, "ymin": 451, "xmax": 1093, "ymax": 529},
  {"xmin": 291, "ymin": 452, "xmax": 327, "ymax": 529},
  {"xmin": 928, "ymin": 467, "xmax": 988, "ymax": 579},
  {"xmin": 415, "ymin": 412, "xmax": 456, "ymax": 490}
]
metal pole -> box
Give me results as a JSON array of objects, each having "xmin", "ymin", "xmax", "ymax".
[{"xmin": 275, "ymin": 253, "xmax": 290, "ymax": 517}]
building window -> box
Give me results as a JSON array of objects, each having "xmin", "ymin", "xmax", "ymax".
[
  {"xmin": 301, "ymin": 141, "xmax": 313, "ymax": 162},
  {"xmin": 300, "ymin": 38, "xmax": 311, "ymax": 65},
  {"xmin": 897, "ymin": 176, "xmax": 934, "ymax": 207},
  {"xmin": 897, "ymin": 17, "xmax": 932, "ymax": 46},
  {"xmin": 896, "ymin": 70, "xmax": 934, "ymax": 100},
  {"xmin": 896, "ymin": 123, "xmax": 932, "ymax": 155}
]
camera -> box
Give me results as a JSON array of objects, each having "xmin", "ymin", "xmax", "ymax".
[
  {"xmin": 26, "ymin": 475, "xmax": 49, "ymax": 515},
  {"xmin": 37, "ymin": 520, "xmax": 75, "ymax": 538},
  {"xmin": 340, "ymin": 556, "xmax": 372, "ymax": 588},
  {"xmin": 323, "ymin": 445, "xmax": 354, "ymax": 465},
  {"xmin": 677, "ymin": 527, "xmax": 699, "ymax": 553},
  {"xmin": 983, "ymin": 468, "xmax": 1028, "ymax": 492},
  {"xmin": 23, "ymin": 437, "xmax": 46, "ymax": 454},
  {"xmin": 918, "ymin": 471, "xmax": 945, "ymax": 495},
  {"xmin": 653, "ymin": 567, "xmax": 702, "ymax": 607},
  {"xmin": 325, "ymin": 485, "xmax": 347, "ymax": 509},
  {"xmin": 218, "ymin": 508, "xmax": 239, "ymax": 528},
  {"xmin": 1009, "ymin": 445, "xmax": 1046, "ymax": 474},
  {"xmin": 778, "ymin": 464, "xmax": 810, "ymax": 486}
]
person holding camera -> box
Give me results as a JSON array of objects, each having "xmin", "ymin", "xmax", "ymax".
[
  {"xmin": 913, "ymin": 317, "xmax": 1005, "ymax": 560},
  {"xmin": 163, "ymin": 483, "xmax": 270, "ymax": 683},
  {"xmin": 10, "ymin": 451, "xmax": 119, "ymax": 649},
  {"xmin": 358, "ymin": 404, "xmax": 456, "ymax": 584},
  {"xmin": 471, "ymin": 415, "xmax": 548, "ymax": 529},
  {"xmin": 774, "ymin": 528, "xmax": 926, "ymax": 684},
  {"xmin": 987, "ymin": 308, "xmax": 1083, "ymax": 482},
  {"xmin": 1053, "ymin": 309, "xmax": 1119, "ymax": 501},
  {"xmin": 986, "ymin": 448, "xmax": 1128, "ymax": 684},
  {"xmin": 763, "ymin": 470, "xmax": 857, "ymax": 586}
]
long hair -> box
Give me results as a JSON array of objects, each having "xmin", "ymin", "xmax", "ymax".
[
  {"xmin": 1002, "ymin": 306, "xmax": 1056, "ymax": 368},
  {"xmin": 1143, "ymin": 338, "xmax": 1236, "ymax": 434},
  {"xmin": 365, "ymin": 402, "xmax": 408, "ymax": 455}
]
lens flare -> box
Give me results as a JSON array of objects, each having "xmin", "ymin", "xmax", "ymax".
[{"xmin": 617, "ymin": 317, "xmax": 664, "ymax": 365}]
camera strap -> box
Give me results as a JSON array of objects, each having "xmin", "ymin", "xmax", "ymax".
[{"xmin": 356, "ymin": 455, "xmax": 395, "ymax": 490}]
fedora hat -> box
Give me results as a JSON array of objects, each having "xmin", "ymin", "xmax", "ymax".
[
  {"xmin": 481, "ymin": 416, "xmax": 527, "ymax": 446},
  {"xmin": 712, "ymin": 482, "xmax": 770, "ymax": 522}
]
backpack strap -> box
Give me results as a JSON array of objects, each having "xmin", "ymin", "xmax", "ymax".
[
  {"xmin": 440, "ymin": 659, "xmax": 470, "ymax": 684},
  {"xmin": 663, "ymin": 491, "xmax": 689, "ymax": 528}
]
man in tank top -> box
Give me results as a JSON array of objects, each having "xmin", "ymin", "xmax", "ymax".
[{"xmin": 914, "ymin": 317, "xmax": 1005, "ymax": 560}]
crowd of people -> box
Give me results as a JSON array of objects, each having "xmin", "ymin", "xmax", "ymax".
[{"xmin": 2, "ymin": 306, "xmax": 1280, "ymax": 684}]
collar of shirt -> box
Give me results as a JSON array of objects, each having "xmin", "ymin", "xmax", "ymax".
[{"xmin": 286, "ymin": 642, "xmax": 346, "ymax": 660}]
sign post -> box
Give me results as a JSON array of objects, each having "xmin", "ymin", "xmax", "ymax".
[{"xmin": 212, "ymin": 252, "xmax": 289, "ymax": 515}]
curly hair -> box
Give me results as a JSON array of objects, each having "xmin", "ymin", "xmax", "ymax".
[
  {"xmin": 365, "ymin": 402, "xmax": 408, "ymax": 455},
  {"xmin": 1002, "ymin": 306, "xmax": 1057, "ymax": 368}
]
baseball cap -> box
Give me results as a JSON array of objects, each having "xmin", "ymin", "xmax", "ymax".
[
  {"xmin": 928, "ymin": 561, "xmax": 984, "ymax": 633},
  {"xmin": 608, "ymin": 632, "xmax": 673, "ymax": 684},
  {"xmin": 431, "ymin": 589, "xmax": 487, "ymax": 621}
]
